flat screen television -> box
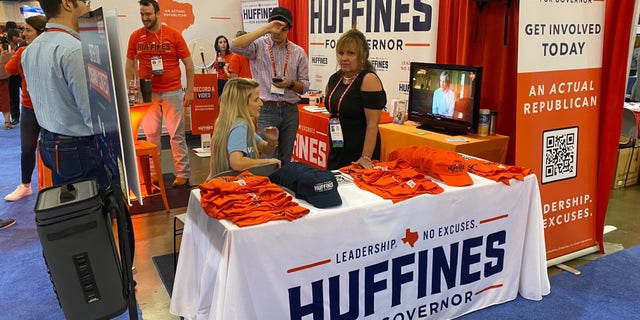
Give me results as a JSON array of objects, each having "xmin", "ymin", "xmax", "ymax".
[{"xmin": 407, "ymin": 62, "xmax": 483, "ymax": 135}]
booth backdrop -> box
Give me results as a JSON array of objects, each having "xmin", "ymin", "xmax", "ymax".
[{"xmin": 72, "ymin": 0, "xmax": 635, "ymax": 257}]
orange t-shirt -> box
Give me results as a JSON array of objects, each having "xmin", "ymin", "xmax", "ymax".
[
  {"xmin": 228, "ymin": 53, "xmax": 252, "ymax": 78},
  {"xmin": 199, "ymin": 172, "xmax": 309, "ymax": 227},
  {"xmin": 126, "ymin": 24, "xmax": 190, "ymax": 92},
  {"xmin": 214, "ymin": 52, "xmax": 235, "ymax": 81},
  {"xmin": 464, "ymin": 158, "xmax": 533, "ymax": 185},
  {"xmin": 340, "ymin": 159, "xmax": 443, "ymax": 202},
  {"xmin": 4, "ymin": 47, "xmax": 33, "ymax": 108}
]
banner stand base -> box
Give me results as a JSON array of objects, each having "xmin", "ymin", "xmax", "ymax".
[
  {"xmin": 555, "ymin": 263, "xmax": 581, "ymax": 275},
  {"xmin": 546, "ymin": 245, "xmax": 600, "ymax": 269}
]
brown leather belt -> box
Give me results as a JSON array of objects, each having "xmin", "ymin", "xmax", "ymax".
[{"xmin": 262, "ymin": 100, "xmax": 293, "ymax": 107}]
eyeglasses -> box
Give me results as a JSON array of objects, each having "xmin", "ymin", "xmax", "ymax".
[{"xmin": 80, "ymin": 0, "xmax": 91, "ymax": 7}]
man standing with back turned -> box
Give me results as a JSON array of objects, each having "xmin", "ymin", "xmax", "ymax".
[
  {"xmin": 126, "ymin": 0, "xmax": 193, "ymax": 187},
  {"xmin": 231, "ymin": 7, "xmax": 309, "ymax": 164},
  {"xmin": 22, "ymin": 0, "xmax": 111, "ymax": 189}
]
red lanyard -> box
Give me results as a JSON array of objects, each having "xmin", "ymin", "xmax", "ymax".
[
  {"xmin": 46, "ymin": 27, "xmax": 80, "ymax": 40},
  {"xmin": 327, "ymin": 73, "xmax": 359, "ymax": 117},
  {"xmin": 267, "ymin": 38, "xmax": 290, "ymax": 78}
]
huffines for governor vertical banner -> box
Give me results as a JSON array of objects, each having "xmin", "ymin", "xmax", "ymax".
[
  {"xmin": 307, "ymin": 0, "xmax": 438, "ymax": 102},
  {"xmin": 516, "ymin": 1, "xmax": 604, "ymax": 262}
]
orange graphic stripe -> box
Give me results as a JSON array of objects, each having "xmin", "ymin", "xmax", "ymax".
[
  {"xmin": 405, "ymin": 43, "xmax": 431, "ymax": 47},
  {"xmin": 287, "ymin": 259, "xmax": 332, "ymax": 273},
  {"xmin": 310, "ymin": 42, "xmax": 325, "ymax": 46},
  {"xmin": 479, "ymin": 214, "xmax": 509, "ymax": 224},
  {"xmin": 475, "ymin": 284, "xmax": 503, "ymax": 295}
]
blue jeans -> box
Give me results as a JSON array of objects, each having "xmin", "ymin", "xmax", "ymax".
[
  {"xmin": 39, "ymin": 130, "xmax": 110, "ymax": 189},
  {"xmin": 20, "ymin": 107, "xmax": 40, "ymax": 184},
  {"xmin": 257, "ymin": 104, "xmax": 298, "ymax": 164}
]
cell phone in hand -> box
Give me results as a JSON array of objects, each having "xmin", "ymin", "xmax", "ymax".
[{"xmin": 272, "ymin": 77, "xmax": 283, "ymax": 83}]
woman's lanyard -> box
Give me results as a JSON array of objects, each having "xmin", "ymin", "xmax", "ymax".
[
  {"xmin": 267, "ymin": 38, "xmax": 290, "ymax": 78},
  {"xmin": 327, "ymin": 72, "xmax": 360, "ymax": 118},
  {"xmin": 46, "ymin": 27, "xmax": 80, "ymax": 40}
]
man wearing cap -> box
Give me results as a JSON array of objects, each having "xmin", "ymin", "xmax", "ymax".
[{"xmin": 231, "ymin": 6, "xmax": 309, "ymax": 165}]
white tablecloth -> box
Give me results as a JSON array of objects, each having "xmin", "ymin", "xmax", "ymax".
[{"xmin": 170, "ymin": 174, "xmax": 550, "ymax": 319}]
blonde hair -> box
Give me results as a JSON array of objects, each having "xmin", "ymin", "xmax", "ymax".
[{"xmin": 210, "ymin": 77, "xmax": 261, "ymax": 176}]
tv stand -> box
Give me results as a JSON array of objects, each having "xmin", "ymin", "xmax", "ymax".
[
  {"xmin": 379, "ymin": 122, "xmax": 509, "ymax": 163},
  {"xmin": 416, "ymin": 123, "xmax": 466, "ymax": 136}
]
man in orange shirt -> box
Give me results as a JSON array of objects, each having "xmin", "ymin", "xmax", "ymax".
[{"xmin": 125, "ymin": 0, "xmax": 194, "ymax": 187}]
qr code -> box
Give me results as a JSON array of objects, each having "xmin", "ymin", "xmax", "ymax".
[{"xmin": 542, "ymin": 127, "xmax": 578, "ymax": 184}]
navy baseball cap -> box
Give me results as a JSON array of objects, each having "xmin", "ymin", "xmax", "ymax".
[
  {"xmin": 269, "ymin": 162, "xmax": 342, "ymax": 208},
  {"xmin": 269, "ymin": 7, "xmax": 293, "ymax": 26}
]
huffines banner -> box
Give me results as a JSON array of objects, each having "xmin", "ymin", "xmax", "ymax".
[
  {"xmin": 516, "ymin": 1, "xmax": 604, "ymax": 262},
  {"xmin": 241, "ymin": 0, "xmax": 279, "ymax": 32},
  {"xmin": 308, "ymin": 0, "xmax": 438, "ymax": 102}
]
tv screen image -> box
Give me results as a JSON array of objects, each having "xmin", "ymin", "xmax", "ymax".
[{"xmin": 408, "ymin": 62, "xmax": 483, "ymax": 135}]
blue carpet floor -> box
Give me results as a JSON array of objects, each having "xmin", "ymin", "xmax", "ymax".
[
  {"xmin": 459, "ymin": 245, "xmax": 640, "ymax": 319},
  {"xmin": 0, "ymin": 127, "xmax": 142, "ymax": 319}
]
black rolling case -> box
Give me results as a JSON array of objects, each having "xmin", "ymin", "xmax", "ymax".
[{"xmin": 35, "ymin": 179, "xmax": 137, "ymax": 320}]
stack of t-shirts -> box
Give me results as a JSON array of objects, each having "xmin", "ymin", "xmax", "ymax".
[
  {"xmin": 388, "ymin": 145, "xmax": 474, "ymax": 187},
  {"xmin": 463, "ymin": 158, "xmax": 533, "ymax": 185},
  {"xmin": 199, "ymin": 172, "xmax": 309, "ymax": 227},
  {"xmin": 339, "ymin": 159, "xmax": 443, "ymax": 202}
]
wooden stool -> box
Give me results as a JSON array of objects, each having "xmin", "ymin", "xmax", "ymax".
[{"xmin": 134, "ymin": 139, "xmax": 170, "ymax": 212}]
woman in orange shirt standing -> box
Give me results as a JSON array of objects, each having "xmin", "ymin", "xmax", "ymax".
[
  {"xmin": 4, "ymin": 15, "xmax": 47, "ymax": 202},
  {"xmin": 214, "ymin": 35, "xmax": 235, "ymax": 96}
]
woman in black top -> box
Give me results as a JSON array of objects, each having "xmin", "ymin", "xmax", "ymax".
[{"xmin": 324, "ymin": 28, "xmax": 387, "ymax": 170}]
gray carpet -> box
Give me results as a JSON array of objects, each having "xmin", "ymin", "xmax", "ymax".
[{"xmin": 152, "ymin": 253, "xmax": 177, "ymax": 296}]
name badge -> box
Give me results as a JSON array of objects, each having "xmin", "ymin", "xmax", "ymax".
[
  {"xmin": 270, "ymin": 84, "xmax": 285, "ymax": 96},
  {"xmin": 151, "ymin": 55, "xmax": 164, "ymax": 75},
  {"xmin": 329, "ymin": 118, "xmax": 344, "ymax": 148}
]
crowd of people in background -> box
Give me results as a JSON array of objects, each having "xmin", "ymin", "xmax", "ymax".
[{"xmin": 1, "ymin": 1, "xmax": 389, "ymax": 230}]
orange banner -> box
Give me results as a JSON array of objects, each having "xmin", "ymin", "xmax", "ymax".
[
  {"xmin": 517, "ymin": 1, "xmax": 604, "ymax": 262},
  {"xmin": 293, "ymin": 107, "xmax": 329, "ymax": 169},
  {"xmin": 516, "ymin": 69, "xmax": 600, "ymax": 260},
  {"xmin": 191, "ymin": 74, "xmax": 218, "ymax": 135}
]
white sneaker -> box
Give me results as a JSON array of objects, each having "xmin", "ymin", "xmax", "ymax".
[{"xmin": 4, "ymin": 184, "xmax": 33, "ymax": 201}]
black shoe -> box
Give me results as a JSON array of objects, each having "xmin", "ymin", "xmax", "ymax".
[
  {"xmin": 0, "ymin": 218, "xmax": 16, "ymax": 229},
  {"xmin": 10, "ymin": 119, "xmax": 18, "ymax": 125}
]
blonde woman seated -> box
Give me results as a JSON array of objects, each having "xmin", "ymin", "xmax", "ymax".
[{"xmin": 207, "ymin": 78, "xmax": 281, "ymax": 179}]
